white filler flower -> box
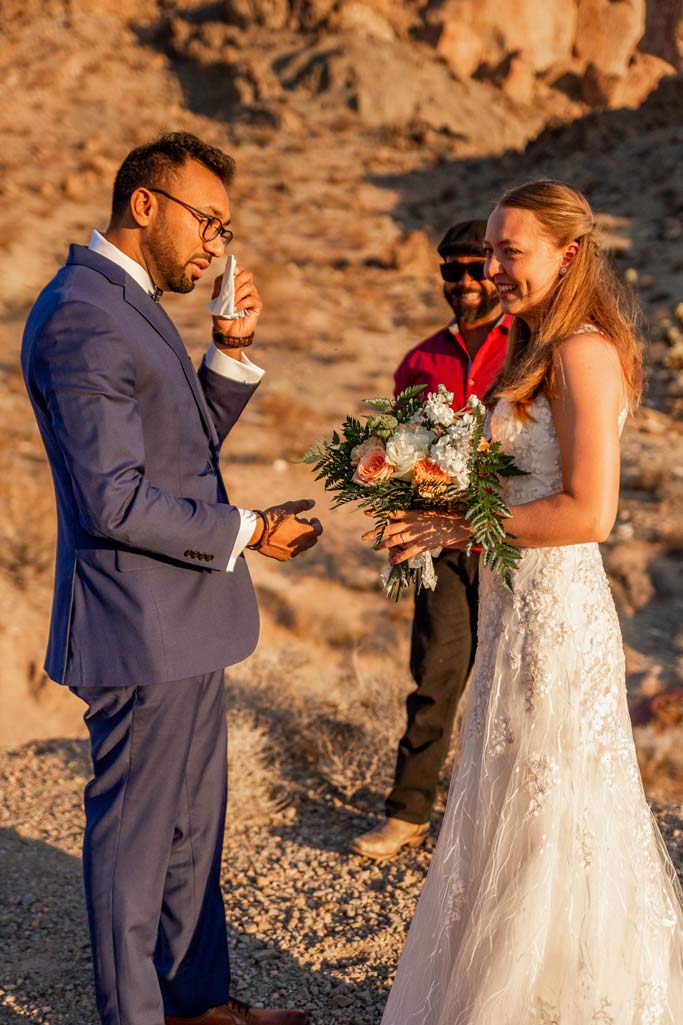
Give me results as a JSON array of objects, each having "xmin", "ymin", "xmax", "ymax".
[
  {"xmin": 430, "ymin": 426, "xmax": 473, "ymax": 490},
  {"xmin": 424, "ymin": 385, "xmax": 456, "ymax": 427}
]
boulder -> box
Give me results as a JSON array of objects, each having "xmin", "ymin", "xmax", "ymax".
[
  {"xmin": 273, "ymin": 33, "xmax": 541, "ymax": 151},
  {"xmin": 335, "ymin": 0, "xmax": 422, "ymax": 40},
  {"xmin": 431, "ymin": 18, "xmax": 485, "ymax": 80},
  {"xmin": 492, "ymin": 52, "xmax": 537, "ymax": 106},
  {"xmin": 610, "ymin": 51, "xmax": 677, "ymax": 108},
  {"xmin": 424, "ymin": 0, "xmax": 576, "ymax": 76},
  {"xmin": 574, "ymin": 0, "xmax": 646, "ymax": 79},
  {"xmin": 335, "ymin": 2, "xmax": 397, "ymax": 41}
]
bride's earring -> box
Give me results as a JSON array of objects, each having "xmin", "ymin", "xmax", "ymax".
[{"xmin": 559, "ymin": 266, "xmax": 568, "ymax": 276}]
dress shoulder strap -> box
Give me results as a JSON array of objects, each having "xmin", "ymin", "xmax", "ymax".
[{"xmin": 574, "ymin": 322, "xmax": 601, "ymax": 336}]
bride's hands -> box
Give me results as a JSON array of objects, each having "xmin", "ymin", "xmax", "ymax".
[{"xmin": 362, "ymin": 509, "xmax": 471, "ymax": 566}]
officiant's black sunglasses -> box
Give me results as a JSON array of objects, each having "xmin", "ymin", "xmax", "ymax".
[
  {"xmin": 149, "ymin": 188, "xmax": 234, "ymax": 245},
  {"xmin": 440, "ymin": 260, "xmax": 488, "ymax": 283}
]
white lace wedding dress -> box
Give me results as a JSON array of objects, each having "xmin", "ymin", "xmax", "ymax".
[{"xmin": 381, "ymin": 393, "xmax": 683, "ymax": 1025}]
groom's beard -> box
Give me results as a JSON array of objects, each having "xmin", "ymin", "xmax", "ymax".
[
  {"xmin": 147, "ymin": 226, "xmax": 211, "ymax": 294},
  {"xmin": 445, "ymin": 285, "xmax": 500, "ymax": 324}
]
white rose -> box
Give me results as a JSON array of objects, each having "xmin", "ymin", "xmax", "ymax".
[{"xmin": 385, "ymin": 424, "xmax": 435, "ymax": 476}]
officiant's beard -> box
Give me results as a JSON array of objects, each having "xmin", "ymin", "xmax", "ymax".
[
  {"xmin": 147, "ymin": 227, "xmax": 209, "ymax": 294},
  {"xmin": 444, "ymin": 285, "xmax": 500, "ymax": 324}
]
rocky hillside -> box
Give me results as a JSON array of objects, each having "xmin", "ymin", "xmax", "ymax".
[
  {"xmin": 1, "ymin": 2, "xmax": 683, "ymax": 1021},
  {"xmin": 2, "ymin": 0, "xmax": 683, "ymax": 758}
]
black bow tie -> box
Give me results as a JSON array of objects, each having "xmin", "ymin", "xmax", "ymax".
[{"xmin": 149, "ymin": 287, "xmax": 163, "ymax": 303}]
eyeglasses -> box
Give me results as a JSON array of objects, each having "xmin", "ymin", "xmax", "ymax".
[
  {"xmin": 440, "ymin": 261, "xmax": 487, "ymax": 283},
  {"xmin": 149, "ymin": 188, "xmax": 234, "ymax": 244}
]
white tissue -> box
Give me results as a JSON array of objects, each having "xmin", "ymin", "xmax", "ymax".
[{"xmin": 206, "ymin": 254, "xmax": 250, "ymax": 320}]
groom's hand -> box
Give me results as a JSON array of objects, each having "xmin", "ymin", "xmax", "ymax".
[
  {"xmin": 253, "ymin": 499, "xmax": 323, "ymax": 562},
  {"xmin": 211, "ymin": 264, "xmax": 264, "ymax": 341}
]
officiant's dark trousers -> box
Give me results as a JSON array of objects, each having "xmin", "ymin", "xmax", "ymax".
[
  {"xmin": 386, "ymin": 550, "xmax": 479, "ymax": 825},
  {"xmin": 71, "ymin": 670, "xmax": 230, "ymax": 1025}
]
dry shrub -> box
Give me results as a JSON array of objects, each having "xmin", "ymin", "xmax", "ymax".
[
  {"xmin": 226, "ymin": 642, "xmax": 413, "ymax": 810},
  {"xmin": 226, "ymin": 708, "xmax": 280, "ymax": 829}
]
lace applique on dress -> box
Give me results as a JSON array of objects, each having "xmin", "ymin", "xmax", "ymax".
[
  {"xmin": 577, "ymin": 822, "xmax": 595, "ymax": 869},
  {"xmin": 489, "ymin": 715, "xmax": 514, "ymax": 757},
  {"xmin": 636, "ymin": 980, "xmax": 666, "ymax": 1025},
  {"xmin": 512, "ymin": 551, "xmax": 573, "ymax": 713},
  {"xmin": 525, "ymin": 754, "xmax": 560, "ymax": 819},
  {"xmin": 591, "ymin": 998, "xmax": 615, "ymax": 1024},
  {"xmin": 448, "ymin": 871, "xmax": 466, "ymax": 924},
  {"xmin": 530, "ymin": 998, "xmax": 560, "ymax": 1024}
]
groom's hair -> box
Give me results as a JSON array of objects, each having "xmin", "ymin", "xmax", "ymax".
[{"xmin": 110, "ymin": 132, "xmax": 235, "ymax": 223}]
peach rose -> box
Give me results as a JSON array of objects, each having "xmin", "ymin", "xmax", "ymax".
[
  {"xmin": 412, "ymin": 458, "xmax": 451, "ymax": 499},
  {"xmin": 351, "ymin": 438, "xmax": 394, "ymax": 486},
  {"xmin": 478, "ymin": 438, "xmax": 490, "ymax": 452}
]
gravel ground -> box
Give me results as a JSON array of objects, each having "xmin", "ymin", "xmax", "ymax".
[{"xmin": 1, "ymin": 722, "xmax": 682, "ymax": 1025}]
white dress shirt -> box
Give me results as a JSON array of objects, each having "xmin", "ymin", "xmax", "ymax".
[{"xmin": 88, "ymin": 231, "xmax": 264, "ymax": 571}]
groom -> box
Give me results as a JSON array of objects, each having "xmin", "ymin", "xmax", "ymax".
[{"xmin": 21, "ymin": 132, "xmax": 321, "ymax": 1025}]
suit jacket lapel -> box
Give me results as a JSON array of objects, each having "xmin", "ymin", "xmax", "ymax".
[
  {"xmin": 123, "ymin": 283, "xmax": 219, "ymax": 449},
  {"xmin": 66, "ymin": 244, "xmax": 219, "ymax": 449}
]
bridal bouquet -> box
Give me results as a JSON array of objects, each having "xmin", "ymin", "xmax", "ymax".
[{"xmin": 302, "ymin": 385, "xmax": 525, "ymax": 599}]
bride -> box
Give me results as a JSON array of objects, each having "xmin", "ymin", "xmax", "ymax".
[{"xmin": 369, "ymin": 180, "xmax": 683, "ymax": 1025}]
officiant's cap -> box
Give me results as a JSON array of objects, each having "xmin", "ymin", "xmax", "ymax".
[{"xmin": 437, "ymin": 220, "xmax": 488, "ymax": 258}]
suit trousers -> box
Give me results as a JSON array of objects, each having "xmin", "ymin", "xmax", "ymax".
[
  {"xmin": 71, "ymin": 670, "xmax": 230, "ymax": 1025},
  {"xmin": 386, "ymin": 550, "xmax": 479, "ymax": 825}
]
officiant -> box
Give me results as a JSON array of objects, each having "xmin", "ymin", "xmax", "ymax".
[{"xmin": 352, "ymin": 220, "xmax": 511, "ymax": 861}]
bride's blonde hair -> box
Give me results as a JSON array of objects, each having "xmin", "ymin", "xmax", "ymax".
[{"xmin": 491, "ymin": 179, "xmax": 644, "ymax": 416}]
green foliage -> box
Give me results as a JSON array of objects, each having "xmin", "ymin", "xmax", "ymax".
[
  {"xmin": 364, "ymin": 396, "xmax": 393, "ymax": 412},
  {"xmin": 393, "ymin": 384, "xmax": 428, "ymax": 421},
  {"xmin": 366, "ymin": 414, "xmax": 398, "ymax": 439}
]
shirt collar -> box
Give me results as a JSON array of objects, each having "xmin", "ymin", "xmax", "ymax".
[
  {"xmin": 447, "ymin": 312, "xmax": 510, "ymax": 338},
  {"xmin": 88, "ymin": 230, "xmax": 161, "ymax": 301}
]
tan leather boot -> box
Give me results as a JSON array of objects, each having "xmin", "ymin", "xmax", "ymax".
[{"xmin": 350, "ymin": 817, "xmax": 429, "ymax": 861}]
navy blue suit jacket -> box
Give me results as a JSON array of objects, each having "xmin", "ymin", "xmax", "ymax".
[{"xmin": 21, "ymin": 245, "xmax": 260, "ymax": 687}]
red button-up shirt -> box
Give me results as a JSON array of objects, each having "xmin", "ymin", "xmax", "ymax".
[{"xmin": 394, "ymin": 314, "xmax": 512, "ymax": 408}]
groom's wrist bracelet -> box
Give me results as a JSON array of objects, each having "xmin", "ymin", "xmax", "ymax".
[
  {"xmin": 246, "ymin": 509, "xmax": 268, "ymax": 550},
  {"xmin": 212, "ymin": 327, "xmax": 255, "ymax": 349}
]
